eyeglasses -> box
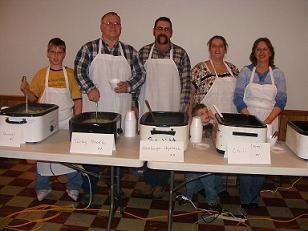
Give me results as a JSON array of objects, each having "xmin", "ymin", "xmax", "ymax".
[
  {"xmin": 256, "ymin": 48, "xmax": 269, "ymax": 52},
  {"xmin": 102, "ymin": 21, "xmax": 121, "ymax": 27},
  {"xmin": 155, "ymin": 27, "xmax": 171, "ymax": 32}
]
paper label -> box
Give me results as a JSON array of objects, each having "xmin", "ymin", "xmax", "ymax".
[
  {"xmin": 0, "ymin": 125, "xmax": 22, "ymax": 147},
  {"xmin": 139, "ymin": 140, "xmax": 184, "ymax": 162},
  {"xmin": 70, "ymin": 132, "xmax": 115, "ymax": 155},
  {"xmin": 227, "ymin": 142, "xmax": 271, "ymax": 164}
]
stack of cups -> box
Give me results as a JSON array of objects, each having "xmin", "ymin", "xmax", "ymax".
[
  {"xmin": 124, "ymin": 111, "xmax": 136, "ymax": 137},
  {"xmin": 190, "ymin": 116, "xmax": 203, "ymax": 143}
]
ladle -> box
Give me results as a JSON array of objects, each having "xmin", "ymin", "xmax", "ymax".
[
  {"xmin": 145, "ymin": 100, "xmax": 157, "ymax": 123},
  {"xmin": 95, "ymin": 102, "xmax": 98, "ymax": 121},
  {"xmin": 22, "ymin": 76, "xmax": 28, "ymax": 113},
  {"xmin": 213, "ymin": 104, "xmax": 223, "ymax": 120}
]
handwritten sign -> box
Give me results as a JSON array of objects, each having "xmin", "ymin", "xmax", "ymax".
[
  {"xmin": 226, "ymin": 143, "xmax": 271, "ymax": 164},
  {"xmin": 0, "ymin": 125, "xmax": 22, "ymax": 147},
  {"xmin": 70, "ymin": 132, "xmax": 115, "ymax": 155},
  {"xmin": 139, "ymin": 141, "xmax": 184, "ymax": 162}
]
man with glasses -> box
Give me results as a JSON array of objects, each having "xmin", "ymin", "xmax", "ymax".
[
  {"xmin": 137, "ymin": 17, "xmax": 191, "ymax": 198},
  {"xmin": 74, "ymin": 12, "xmax": 145, "ymax": 203}
]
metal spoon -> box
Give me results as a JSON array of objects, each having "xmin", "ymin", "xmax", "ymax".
[
  {"xmin": 145, "ymin": 100, "xmax": 157, "ymax": 123},
  {"xmin": 95, "ymin": 102, "xmax": 98, "ymax": 122},
  {"xmin": 213, "ymin": 104, "xmax": 223, "ymax": 120},
  {"xmin": 22, "ymin": 76, "xmax": 28, "ymax": 114}
]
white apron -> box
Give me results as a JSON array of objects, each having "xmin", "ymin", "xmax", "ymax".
[
  {"xmin": 201, "ymin": 60, "xmax": 237, "ymax": 113},
  {"xmin": 37, "ymin": 67, "xmax": 76, "ymax": 176},
  {"xmin": 243, "ymin": 66, "xmax": 278, "ymax": 134},
  {"xmin": 82, "ymin": 39, "xmax": 132, "ymax": 125},
  {"xmin": 139, "ymin": 44, "xmax": 180, "ymax": 116}
]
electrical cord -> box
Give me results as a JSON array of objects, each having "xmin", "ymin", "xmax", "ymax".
[
  {"xmin": 2, "ymin": 203, "xmax": 307, "ymax": 231},
  {"xmin": 173, "ymin": 173, "xmax": 212, "ymax": 192},
  {"xmin": 261, "ymin": 176, "xmax": 303, "ymax": 193}
]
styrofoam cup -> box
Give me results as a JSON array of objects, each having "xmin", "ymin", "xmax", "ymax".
[
  {"xmin": 124, "ymin": 111, "xmax": 136, "ymax": 137},
  {"xmin": 190, "ymin": 116, "xmax": 203, "ymax": 143},
  {"xmin": 109, "ymin": 78, "xmax": 120, "ymax": 90}
]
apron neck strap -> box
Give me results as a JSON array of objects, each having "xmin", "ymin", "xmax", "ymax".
[
  {"xmin": 251, "ymin": 66, "xmax": 274, "ymax": 84},
  {"xmin": 209, "ymin": 59, "xmax": 234, "ymax": 78},
  {"xmin": 45, "ymin": 66, "xmax": 69, "ymax": 90}
]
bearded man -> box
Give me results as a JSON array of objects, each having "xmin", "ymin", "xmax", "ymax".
[{"xmin": 137, "ymin": 16, "xmax": 191, "ymax": 198}]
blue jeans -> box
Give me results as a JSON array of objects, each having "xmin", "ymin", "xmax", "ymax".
[
  {"xmin": 144, "ymin": 168, "xmax": 169, "ymax": 187},
  {"xmin": 35, "ymin": 170, "xmax": 83, "ymax": 191},
  {"xmin": 239, "ymin": 175, "xmax": 265, "ymax": 204},
  {"xmin": 185, "ymin": 173, "xmax": 224, "ymax": 205}
]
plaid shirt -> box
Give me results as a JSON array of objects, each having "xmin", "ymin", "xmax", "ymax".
[
  {"xmin": 138, "ymin": 43, "xmax": 191, "ymax": 112},
  {"xmin": 74, "ymin": 38, "xmax": 145, "ymax": 94}
]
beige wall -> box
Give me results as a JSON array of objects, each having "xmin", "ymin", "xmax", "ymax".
[{"xmin": 0, "ymin": 0, "xmax": 307, "ymax": 110}]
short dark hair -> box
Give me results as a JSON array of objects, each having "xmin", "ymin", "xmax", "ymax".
[
  {"xmin": 101, "ymin": 11, "xmax": 120, "ymax": 23},
  {"xmin": 192, "ymin": 103, "xmax": 207, "ymax": 116},
  {"xmin": 154, "ymin": 17, "xmax": 172, "ymax": 30},
  {"xmin": 249, "ymin": 37, "xmax": 275, "ymax": 66},
  {"xmin": 47, "ymin": 38, "xmax": 66, "ymax": 52},
  {"xmin": 207, "ymin": 35, "xmax": 228, "ymax": 51}
]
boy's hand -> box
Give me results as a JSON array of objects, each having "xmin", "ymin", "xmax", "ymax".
[{"xmin": 20, "ymin": 78, "xmax": 30, "ymax": 95}]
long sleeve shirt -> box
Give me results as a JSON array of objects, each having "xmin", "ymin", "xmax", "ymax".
[
  {"xmin": 234, "ymin": 64, "xmax": 287, "ymax": 112},
  {"xmin": 74, "ymin": 38, "xmax": 145, "ymax": 94},
  {"xmin": 138, "ymin": 42, "xmax": 191, "ymax": 112}
]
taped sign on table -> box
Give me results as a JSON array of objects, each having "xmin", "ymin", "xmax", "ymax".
[
  {"xmin": 227, "ymin": 142, "xmax": 271, "ymax": 164},
  {"xmin": 0, "ymin": 125, "xmax": 22, "ymax": 147},
  {"xmin": 70, "ymin": 132, "xmax": 115, "ymax": 155},
  {"xmin": 139, "ymin": 140, "xmax": 184, "ymax": 162}
]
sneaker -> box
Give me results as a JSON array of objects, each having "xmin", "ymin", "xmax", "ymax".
[
  {"xmin": 36, "ymin": 189, "xmax": 51, "ymax": 201},
  {"xmin": 66, "ymin": 189, "xmax": 79, "ymax": 201}
]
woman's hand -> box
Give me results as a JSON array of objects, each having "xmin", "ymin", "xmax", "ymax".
[
  {"xmin": 87, "ymin": 88, "xmax": 100, "ymax": 102},
  {"xmin": 115, "ymin": 81, "xmax": 129, "ymax": 93}
]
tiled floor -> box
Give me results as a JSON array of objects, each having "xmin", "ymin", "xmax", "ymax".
[{"xmin": 0, "ymin": 158, "xmax": 307, "ymax": 230}]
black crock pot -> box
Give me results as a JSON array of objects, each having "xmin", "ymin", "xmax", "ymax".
[
  {"xmin": 69, "ymin": 112, "xmax": 122, "ymax": 141},
  {"xmin": 140, "ymin": 111, "xmax": 188, "ymax": 127}
]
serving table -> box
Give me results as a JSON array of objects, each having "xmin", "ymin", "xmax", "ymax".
[
  {"xmin": 1, "ymin": 131, "xmax": 308, "ymax": 231},
  {"xmin": 0, "ymin": 130, "xmax": 143, "ymax": 231},
  {"xmin": 147, "ymin": 140, "xmax": 308, "ymax": 231}
]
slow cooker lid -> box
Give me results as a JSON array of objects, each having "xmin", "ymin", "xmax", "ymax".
[
  {"xmin": 215, "ymin": 113, "xmax": 266, "ymax": 128},
  {"xmin": 140, "ymin": 111, "xmax": 188, "ymax": 126},
  {"xmin": 288, "ymin": 121, "xmax": 308, "ymax": 136},
  {"xmin": 0, "ymin": 103, "xmax": 58, "ymax": 117}
]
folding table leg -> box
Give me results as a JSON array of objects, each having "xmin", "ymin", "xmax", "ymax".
[
  {"xmin": 168, "ymin": 170, "xmax": 175, "ymax": 231},
  {"xmin": 107, "ymin": 166, "xmax": 115, "ymax": 231}
]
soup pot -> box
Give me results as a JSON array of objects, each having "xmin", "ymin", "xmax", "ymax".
[{"xmin": 69, "ymin": 112, "xmax": 122, "ymax": 141}]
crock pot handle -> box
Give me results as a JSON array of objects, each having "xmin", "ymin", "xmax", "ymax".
[
  {"xmin": 5, "ymin": 117, "xmax": 27, "ymax": 124},
  {"xmin": 117, "ymin": 128, "xmax": 123, "ymax": 134},
  {"xmin": 151, "ymin": 129, "xmax": 176, "ymax": 136}
]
